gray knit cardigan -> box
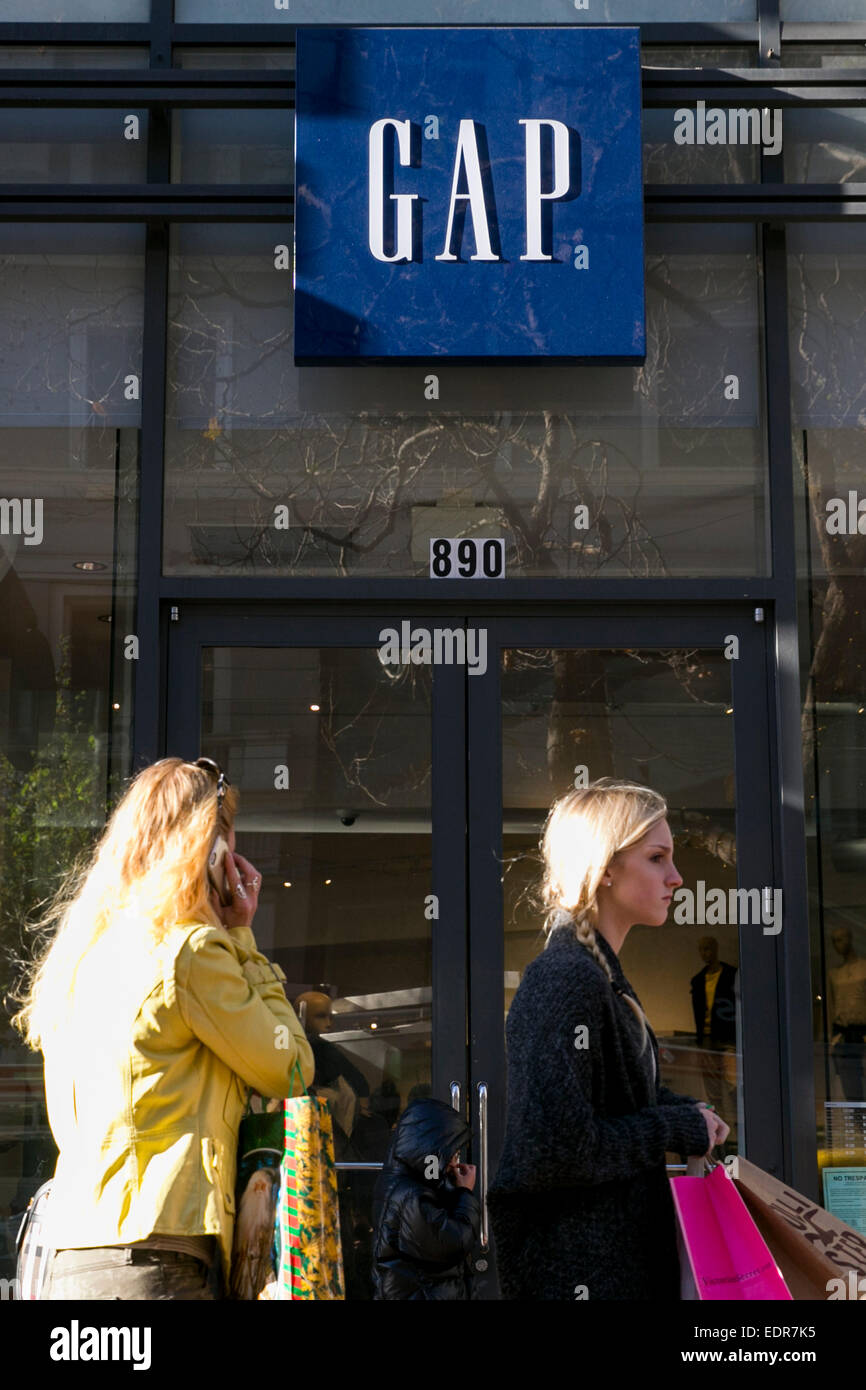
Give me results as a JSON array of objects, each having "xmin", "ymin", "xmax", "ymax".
[{"xmin": 488, "ymin": 921, "xmax": 712, "ymax": 1300}]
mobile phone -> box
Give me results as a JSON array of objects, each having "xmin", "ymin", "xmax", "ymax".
[{"xmin": 208, "ymin": 834, "xmax": 232, "ymax": 907}]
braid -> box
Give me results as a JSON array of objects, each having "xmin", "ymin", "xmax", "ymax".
[
  {"xmin": 573, "ymin": 913, "xmax": 613, "ymax": 984},
  {"xmin": 571, "ymin": 912, "xmax": 650, "ymax": 1055}
]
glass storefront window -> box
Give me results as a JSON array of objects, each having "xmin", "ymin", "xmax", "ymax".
[
  {"xmin": 0, "ymin": 51, "xmax": 150, "ymax": 186},
  {"xmin": 175, "ymin": 48, "xmax": 295, "ymax": 70},
  {"xmin": 781, "ymin": 0, "xmax": 866, "ymax": 17},
  {"xmin": 172, "ymin": 108, "xmax": 290, "ymax": 184},
  {"xmin": 0, "ymin": 109, "xmax": 148, "ymax": 183},
  {"xmin": 0, "ymin": 48, "xmax": 149, "ymax": 68},
  {"xmin": 644, "ymin": 107, "xmax": 759, "ymax": 183},
  {"xmin": 782, "ymin": 47, "xmax": 866, "ymax": 70},
  {"xmin": 643, "ymin": 47, "xmax": 757, "ymax": 68},
  {"xmin": 0, "ymin": 0, "xmax": 148, "ymax": 16},
  {"xmin": 788, "ymin": 224, "xmax": 866, "ymax": 1217},
  {"xmin": 173, "ymin": 50, "xmax": 295, "ymax": 179},
  {"xmin": 0, "ymin": 224, "xmax": 144, "ymax": 1285},
  {"xmin": 784, "ymin": 109, "xmax": 866, "ymax": 184},
  {"xmin": 174, "ymin": 0, "xmax": 757, "ymax": 22},
  {"xmin": 163, "ymin": 223, "xmax": 767, "ymax": 580}
]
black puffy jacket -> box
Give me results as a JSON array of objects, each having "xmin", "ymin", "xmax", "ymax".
[{"xmin": 372, "ymin": 1098, "xmax": 481, "ymax": 1300}]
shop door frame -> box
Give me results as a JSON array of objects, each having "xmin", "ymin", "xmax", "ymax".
[
  {"xmin": 163, "ymin": 605, "xmax": 468, "ymax": 1111},
  {"xmin": 466, "ymin": 605, "xmax": 784, "ymax": 1297},
  {"xmin": 163, "ymin": 600, "xmax": 790, "ymax": 1298}
]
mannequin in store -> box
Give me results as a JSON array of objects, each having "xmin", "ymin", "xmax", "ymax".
[
  {"xmin": 690, "ymin": 935, "xmax": 738, "ymax": 1128},
  {"xmin": 294, "ymin": 990, "xmax": 372, "ymax": 1141},
  {"xmin": 828, "ymin": 928, "xmax": 866, "ymax": 1103}
]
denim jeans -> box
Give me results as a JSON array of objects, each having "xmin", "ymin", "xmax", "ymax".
[{"xmin": 44, "ymin": 1243, "xmax": 224, "ymax": 1300}]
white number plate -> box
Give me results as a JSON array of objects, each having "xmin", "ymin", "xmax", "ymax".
[{"xmin": 429, "ymin": 537, "xmax": 505, "ymax": 579}]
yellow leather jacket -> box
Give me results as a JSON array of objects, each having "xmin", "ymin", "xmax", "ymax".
[{"xmin": 41, "ymin": 916, "xmax": 315, "ymax": 1289}]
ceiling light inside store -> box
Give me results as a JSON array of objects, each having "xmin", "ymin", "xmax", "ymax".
[
  {"xmin": 309, "ymin": 704, "xmax": 320, "ymax": 711},
  {"xmin": 74, "ymin": 560, "xmax": 106, "ymax": 571}
]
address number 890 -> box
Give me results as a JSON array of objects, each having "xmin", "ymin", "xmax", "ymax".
[{"xmin": 429, "ymin": 537, "xmax": 505, "ymax": 579}]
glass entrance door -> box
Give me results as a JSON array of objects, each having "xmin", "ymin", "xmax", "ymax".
[
  {"xmin": 165, "ymin": 611, "xmax": 467, "ymax": 1300},
  {"xmin": 166, "ymin": 604, "xmax": 781, "ymax": 1301},
  {"xmin": 467, "ymin": 611, "xmax": 782, "ymax": 1299}
]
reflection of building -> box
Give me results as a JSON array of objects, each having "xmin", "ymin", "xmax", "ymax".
[{"xmin": 1, "ymin": 14, "xmax": 865, "ymax": 1301}]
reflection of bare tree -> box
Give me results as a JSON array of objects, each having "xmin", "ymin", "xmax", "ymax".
[
  {"xmin": 788, "ymin": 254, "xmax": 866, "ymax": 773},
  {"xmin": 504, "ymin": 645, "xmax": 737, "ymax": 872},
  {"xmin": 171, "ymin": 410, "xmax": 671, "ymax": 578},
  {"xmin": 544, "ymin": 650, "xmax": 613, "ymax": 786},
  {"xmin": 167, "ymin": 248, "xmax": 759, "ymax": 579},
  {"xmin": 0, "ymin": 256, "xmax": 141, "ymax": 439},
  {"xmin": 166, "ymin": 248, "xmax": 756, "ymax": 862},
  {"xmin": 797, "ymin": 441, "xmax": 866, "ymax": 766},
  {"xmin": 787, "ymin": 265, "xmax": 866, "ymax": 809},
  {"xmin": 316, "ymin": 659, "xmax": 432, "ymax": 810}
]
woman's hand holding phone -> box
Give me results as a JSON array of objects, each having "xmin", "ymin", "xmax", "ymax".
[{"xmin": 208, "ymin": 850, "xmax": 261, "ymax": 930}]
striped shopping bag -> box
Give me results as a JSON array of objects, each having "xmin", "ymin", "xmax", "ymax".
[{"xmin": 276, "ymin": 1066, "xmax": 345, "ymax": 1300}]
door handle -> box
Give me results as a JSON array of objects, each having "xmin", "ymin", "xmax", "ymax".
[
  {"xmin": 477, "ymin": 1081, "xmax": 489, "ymax": 1251},
  {"xmin": 450, "ymin": 1080, "xmax": 461, "ymax": 1112}
]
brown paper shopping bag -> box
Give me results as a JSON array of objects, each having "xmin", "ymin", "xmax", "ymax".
[{"xmin": 726, "ymin": 1155, "xmax": 866, "ymax": 1300}]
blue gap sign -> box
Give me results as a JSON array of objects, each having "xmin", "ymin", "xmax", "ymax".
[{"xmin": 295, "ymin": 27, "xmax": 645, "ymax": 364}]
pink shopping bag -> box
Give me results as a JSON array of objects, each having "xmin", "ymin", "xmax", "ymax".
[{"xmin": 670, "ymin": 1162, "xmax": 793, "ymax": 1301}]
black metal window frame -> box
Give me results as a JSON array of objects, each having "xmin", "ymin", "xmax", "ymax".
[{"xmin": 0, "ymin": 12, "xmax": 859, "ymax": 1192}]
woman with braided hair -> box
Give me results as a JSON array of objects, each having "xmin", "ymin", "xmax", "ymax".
[{"xmin": 488, "ymin": 777, "xmax": 729, "ymax": 1301}]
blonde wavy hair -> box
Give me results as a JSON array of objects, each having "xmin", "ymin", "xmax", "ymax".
[
  {"xmin": 11, "ymin": 756, "xmax": 238, "ymax": 1051},
  {"xmin": 540, "ymin": 777, "xmax": 668, "ymax": 1051}
]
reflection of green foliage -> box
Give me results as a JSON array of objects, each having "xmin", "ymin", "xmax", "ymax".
[{"xmin": 0, "ymin": 636, "xmax": 104, "ymax": 1018}]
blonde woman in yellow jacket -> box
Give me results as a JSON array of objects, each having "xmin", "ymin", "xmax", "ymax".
[{"xmin": 12, "ymin": 756, "xmax": 314, "ymax": 1300}]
